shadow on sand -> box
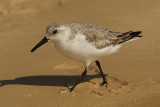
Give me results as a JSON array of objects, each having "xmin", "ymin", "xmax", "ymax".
[{"xmin": 0, "ymin": 74, "xmax": 102, "ymax": 87}]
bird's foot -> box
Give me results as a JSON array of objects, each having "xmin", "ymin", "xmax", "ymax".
[
  {"xmin": 59, "ymin": 87, "xmax": 75, "ymax": 93},
  {"xmin": 59, "ymin": 89, "xmax": 71, "ymax": 93},
  {"xmin": 99, "ymin": 80, "xmax": 108, "ymax": 87}
]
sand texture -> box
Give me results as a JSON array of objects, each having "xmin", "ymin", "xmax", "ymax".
[{"xmin": 0, "ymin": 0, "xmax": 160, "ymax": 107}]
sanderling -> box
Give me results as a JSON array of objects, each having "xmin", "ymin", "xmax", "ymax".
[{"xmin": 31, "ymin": 22, "xmax": 142, "ymax": 91}]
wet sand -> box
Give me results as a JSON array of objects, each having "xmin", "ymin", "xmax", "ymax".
[{"xmin": 0, "ymin": 0, "xmax": 160, "ymax": 106}]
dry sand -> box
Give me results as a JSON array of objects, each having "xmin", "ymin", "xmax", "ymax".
[{"xmin": 0, "ymin": 0, "xmax": 160, "ymax": 107}]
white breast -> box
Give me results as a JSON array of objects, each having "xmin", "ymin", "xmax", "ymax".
[{"xmin": 53, "ymin": 33, "xmax": 121, "ymax": 65}]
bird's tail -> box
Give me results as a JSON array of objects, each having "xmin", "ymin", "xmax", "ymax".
[{"xmin": 117, "ymin": 31, "xmax": 142, "ymax": 44}]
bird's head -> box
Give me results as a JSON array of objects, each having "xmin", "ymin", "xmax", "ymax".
[{"xmin": 31, "ymin": 22, "xmax": 69, "ymax": 52}]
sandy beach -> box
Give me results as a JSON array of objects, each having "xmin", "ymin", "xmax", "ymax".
[{"xmin": 0, "ymin": 0, "xmax": 160, "ymax": 106}]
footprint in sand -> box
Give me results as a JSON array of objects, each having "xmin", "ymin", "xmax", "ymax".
[
  {"xmin": 88, "ymin": 68, "xmax": 136, "ymax": 95},
  {"xmin": 89, "ymin": 74, "xmax": 136, "ymax": 95},
  {"xmin": 55, "ymin": 65, "xmax": 135, "ymax": 95}
]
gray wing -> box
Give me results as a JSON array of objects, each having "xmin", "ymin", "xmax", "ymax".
[
  {"xmin": 70, "ymin": 23, "xmax": 136, "ymax": 49},
  {"xmin": 78, "ymin": 23, "xmax": 123, "ymax": 49},
  {"xmin": 82, "ymin": 30, "xmax": 120, "ymax": 49},
  {"xmin": 83, "ymin": 29, "xmax": 141, "ymax": 49}
]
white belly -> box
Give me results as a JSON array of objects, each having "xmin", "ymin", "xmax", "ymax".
[{"xmin": 53, "ymin": 34, "xmax": 121, "ymax": 65}]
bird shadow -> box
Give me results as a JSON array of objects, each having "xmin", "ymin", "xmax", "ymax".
[{"xmin": 0, "ymin": 74, "xmax": 102, "ymax": 87}]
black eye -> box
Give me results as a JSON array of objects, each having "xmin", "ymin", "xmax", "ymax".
[{"xmin": 52, "ymin": 30, "xmax": 57, "ymax": 34}]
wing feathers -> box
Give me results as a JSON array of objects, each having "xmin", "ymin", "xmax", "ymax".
[{"xmin": 117, "ymin": 31, "xmax": 142, "ymax": 44}]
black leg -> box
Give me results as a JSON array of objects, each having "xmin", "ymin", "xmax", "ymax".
[
  {"xmin": 95, "ymin": 60, "xmax": 108, "ymax": 86},
  {"xmin": 69, "ymin": 66, "xmax": 88, "ymax": 91}
]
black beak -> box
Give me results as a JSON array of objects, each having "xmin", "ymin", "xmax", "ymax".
[{"xmin": 31, "ymin": 37, "xmax": 49, "ymax": 52}]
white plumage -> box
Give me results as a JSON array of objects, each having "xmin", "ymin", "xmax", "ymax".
[{"xmin": 31, "ymin": 22, "xmax": 142, "ymax": 91}]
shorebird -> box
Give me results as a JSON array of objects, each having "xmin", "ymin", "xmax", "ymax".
[{"xmin": 31, "ymin": 22, "xmax": 142, "ymax": 91}]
